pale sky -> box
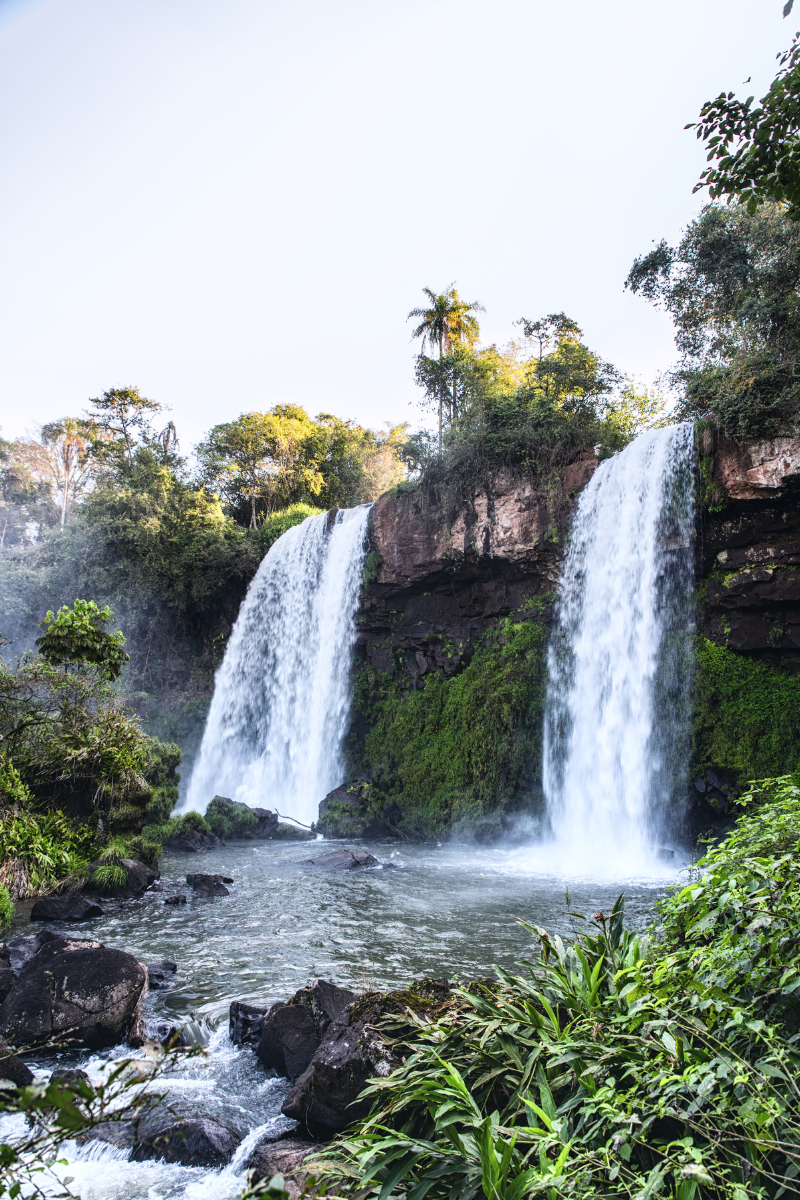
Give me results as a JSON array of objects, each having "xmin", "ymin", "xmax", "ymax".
[{"xmin": 0, "ymin": 0, "xmax": 791, "ymax": 450}]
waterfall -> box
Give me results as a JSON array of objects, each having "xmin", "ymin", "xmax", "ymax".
[
  {"xmin": 542, "ymin": 423, "xmax": 696, "ymax": 871},
  {"xmin": 185, "ymin": 505, "xmax": 371, "ymax": 825}
]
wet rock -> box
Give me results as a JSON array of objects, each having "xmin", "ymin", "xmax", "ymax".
[
  {"xmin": 0, "ymin": 1037, "xmax": 33, "ymax": 1087},
  {"xmin": 146, "ymin": 962, "xmax": 177, "ymax": 990},
  {"xmin": 7, "ymin": 930, "xmax": 64, "ymax": 975},
  {"xmin": 282, "ymin": 980, "xmax": 452, "ymax": 1137},
  {"xmin": 229, "ymin": 1000, "xmax": 267, "ymax": 1047},
  {"xmin": 318, "ymin": 779, "xmax": 397, "ymax": 839},
  {"xmin": 304, "ymin": 848, "xmax": 379, "ymax": 871},
  {"xmin": 0, "ymin": 945, "xmax": 14, "ymax": 1004},
  {"xmin": 162, "ymin": 830, "xmax": 222, "ymax": 853},
  {"xmin": 164, "ymin": 894, "xmax": 187, "ymax": 905},
  {"xmin": 258, "ymin": 979, "xmax": 356, "ymax": 1082},
  {"xmin": 85, "ymin": 859, "xmax": 160, "ymax": 897},
  {"xmin": 131, "ymin": 1115, "xmax": 240, "ymax": 1167},
  {"xmin": 246, "ymin": 1136, "xmax": 317, "ymax": 1196},
  {"xmin": 253, "ymin": 807, "xmax": 280, "ymax": 838},
  {"xmin": 186, "ymin": 873, "xmax": 231, "ymax": 896},
  {"xmin": 30, "ymin": 894, "xmax": 104, "ymax": 922},
  {"xmin": 0, "ymin": 935, "xmax": 147, "ymax": 1049},
  {"xmin": 50, "ymin": 1067, "xmax": 91, "ymax": 1087}
]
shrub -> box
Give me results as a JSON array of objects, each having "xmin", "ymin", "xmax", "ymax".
[
  {"xmin": 0, "ymin": 885, "xmax": 15, "ymax": 933},
  {"xmin": 91, "ymin": 861, "xmax": 129, "ymax": 892},
  {"xmin": 205, "ymin": 796, "xmax": 258, "ymax": 840}
]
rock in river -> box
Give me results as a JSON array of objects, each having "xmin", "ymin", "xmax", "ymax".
[
  {"xmin": 246, "ymin": 1136, "xmax": 317, "ymax": 1197},
  {"xmin": 162, "ymin": 830, "xmax": 222, "ymax": 853},
  {"xmin": 30, "ymin": 894, "xmax": 104, "ymax": 922},
  {"xmin": 304, "ymin": 848, "xmax": 379, "ymax": 871},
  {"xmin": 84, "ymin": 858, "xmax": 160, "ymax": 897},
  {"xmin": 0, "ymin": 934, "xmax": 147, "ymax": 1049},
  {"xmin": 131, "ymin": 1115, "xmax": 240, "ymax": 1167},
  {"xmin": 186, "ymin": 873, "xmax": 232, "ymax": 896},
  {"xmin": 257, "ymin": 979, "xmax": 356, "ymax": 1081},
  {"xmin": 229, "ymin": 1000, "xmax": 267, "ymax": 1047}
]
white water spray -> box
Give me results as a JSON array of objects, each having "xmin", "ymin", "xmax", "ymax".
[
  {"xmin": 185, "ymin": 505, "xmax": 371, "ymax": 825},
  {"xmin": 542, "ymin": 424, "xmax": 696, "ymax": 872}
]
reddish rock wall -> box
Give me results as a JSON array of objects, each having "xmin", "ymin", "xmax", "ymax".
[
  {"xmin": 701, "ymin": 426, "xmax": 800, "ymax": 668},
  {"xmin": 357, "ymin": 454, "xmax": 599, "ymax": 679}
]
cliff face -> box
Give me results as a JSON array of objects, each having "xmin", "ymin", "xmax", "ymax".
[
  {"xmin": 357, "ymin": 454, "xmax": 599, "ymax": 678},
  {"xmin": 700, "ymin": 426, "xmax": 800, "ymax": 670}
]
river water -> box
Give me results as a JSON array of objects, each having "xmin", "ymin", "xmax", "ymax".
[{"xmin": 4, "ymin": 838, "xmax": 676, "ymax": 1200}]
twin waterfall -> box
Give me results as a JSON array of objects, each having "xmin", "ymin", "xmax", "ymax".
[
  {"xmin": 187, "ymin": 426, "xmax": 696, "ymax": 870},
  {"xmin": 186, "ymin": 506, "xmax": 371, "ymax": 826}
]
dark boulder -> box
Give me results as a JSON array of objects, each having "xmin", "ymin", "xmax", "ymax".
[
  {"xmin": 85, "ymin": 859, "xmax": 159, "ymax": 897},
  {"xmin": 164, "ymin": 894, "xmax": 187, "ymax": 905},
  {"xmin": 304, "ymin": 848, "xmax": 379, "ymax": 871},
  {"xmin": 186, "ymin": 873, "xmax": 232, "ymax": 896},
  {"xmin": 146, "ymin": 962, "xmax": 177, "ymax": 990},
  {"xmin": 258, "ymin": 979, "xmax": 356, "ymax": 1081},
  {"xmin": 131, "ymin": 1115, "xmax": 240, "ymax": 1167},
  {"xmin": 253, "ymin": 808, "xmax": 280, "ymax": 838},
  {"xmin": 162, "ymin": 830, "xmax": 222, "ymax": 853},
  {"xmin": 50, "ymin": 1067, "xmax": 91, "ymax": 1087},
  {"xmin": 317, "ymin": 778, "xmax": 397, "ymax": 839},
  {"xmin": 282, "ymin": 979, "xmax": 452, "ymax": 1137},
  {"xmin": 0, "ymin": 935, "xmax": 147, "ymax": 1049},
  {"xmin": 0, "ymin": 1037, "xmax": 33, "ymax": 1087},
  {"xmin": 246, "ymin": 1136, "xmax": 316, "ymax": 1196},
  {"xmin": 30, "ymin": 894, "xmax": 104, "ymax": 922},
  {"xmin": 229, "ymin": 1000, "xmax": 267, "ymax": 1047},
  {"xmin": 0, "ymin": 945, "xmax": 15, "ymax": 1004},
  {"xmin": 7, "ymin": 930, "xmax": 64, "ymax": 975}
]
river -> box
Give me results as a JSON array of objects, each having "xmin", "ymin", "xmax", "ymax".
[{"xmin": 2, "ymin": 837, "xmax": 676, "ymax": 1200}]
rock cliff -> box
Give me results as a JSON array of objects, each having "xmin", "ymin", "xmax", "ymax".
[
  {"xmin": 700, "ymin": 424, "xmax": 800, "ymax": 670},
  {"xmin": 356, "ymin": 453, "xmax": 599, "ymax": 679}
]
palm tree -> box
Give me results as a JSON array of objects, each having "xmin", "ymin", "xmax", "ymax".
[{"xmin": 408, "ymin": 284, "xmax": 484, "ymax": 449}]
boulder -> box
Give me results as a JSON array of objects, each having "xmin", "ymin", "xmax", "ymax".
[
  {"xmin": 317, "ymin": 778, "xmax": 397, "ymax": 839},
  {"xmin": 0, "ymin": 1037, "xmax": 33, "ymax": 1087},
  {"xmin": 258, "ymin": 979, "xmax": 356, "ymax": 1082},
  {"xmin": 30, "ymin": 894, "xmax": 104, "ymax": 922},
  {"xmin": 164, "ymin": 894, "xmax": 187, "ymax": 905},
  {"xmin": 0, "ymin": 945, "xmax": 15, "ymax": 1004},
  {"xmin": 246, "ymin": 1136, "xmax": 317, "ymax": 1197},
  {"xmin": 186, "ymin": 873, "xmax": 231, "ymax": 896},
  {"xmin": 304, "ymin": 848, "xmax": 379, "ymax": 871},
  {"xmin": 162, "ymin": 830, "xmax": 222, "ymax": 853},
  {"xmin": 50, "ymin": 1067, "xmax": 91, "ymax": 1087},
  {"xmin": 282, "ymin": 979, "xmax": 452, "ymax": 1137},
  {"xmin": 7, "ymin": 930, "xmax": 63, "ymax": 975},
  {"xmin": 253, "ymin": 807, "xmax": 280, "ymax": 838},
  {"xmin": 229, "ymin": 1000, "xmax": 267, "ymax": 1047},
  {"xmin": 146, "ymin": 962, "xmax": 177, "ymax": 990},
  {"xmin": 131, "ymin": 1114, "xmax": 240, "ymax": 1167},
  {"xmin": 0, "ymin": 934, "xmax": 147, "ymax": 1049},
  {"xmin": 85, "ymin": 859, "xmax": 159, "ymax": 897}
]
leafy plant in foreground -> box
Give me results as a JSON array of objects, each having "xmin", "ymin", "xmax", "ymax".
[{"xmin": 317, "ymin": 777, "xmax": 800, "ymax": 1199}]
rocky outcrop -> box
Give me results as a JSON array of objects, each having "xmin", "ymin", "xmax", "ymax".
[
  {"xmin": 358, "ymin": 459, "xmax": 598, "ymax": 681},
  {"xmin": 230, "ymin": 1000, "xmax": 267, "ymax": 1047},
  {"xmin": 162, "ymin": 830, "xmax": 222, "ymax": 853},
  {"xmin": 257, "ymin": 979, "xmax": 356, "ymax": 1081},
  {"xmin": 186, "ymin": 873, "xmax": 232, "ymax": 896},
  {"xmin": 701, "ymin": 424, "xmax": 800, "ymax": 669},
  {"xmin": 84, "ymin": 859, "xmax": 159, "ymax": 897},
  {"xmin": 0, "ymin": 933, "xmax": 147, "ymax": 1049},
  {"xmin": 246, "ymin": 1136, "xmax": 317, "ymax": 1197}
]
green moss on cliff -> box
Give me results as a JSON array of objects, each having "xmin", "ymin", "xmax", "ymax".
[
  {"xmin": 351, "ymin": 615, "xmax": 549, "ymax": 838},
  {"xmin": 693, "ymin": 638, "xmax": 800, "ymax": 784}
]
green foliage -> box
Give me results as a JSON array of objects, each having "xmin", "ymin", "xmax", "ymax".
[
  {"xmin": 320, "ymin": 780, "xmax": 800, "ymax": 1200},
  {"xmin": 690, "ymin": 30, "xmax": 800, "ymax": 218},
  {"xmin": 144, "ymin": 809, "xmax": 211, "ymax": 848},
  {"xmin": 91, "ymin": 861, "xmax": 129, "ymax": 891},
  {"xmin": 255, "ymin": 503, "xmax": 324, "ymax": 552},
  {"xmin": 628, "ymin": 202, "xmax": 800, "ymax": 440},
  {"xmin": 693, "ymin": 637, "xmax": 800, "ymax": 785},
  {"xmin": 353, "ymin": 616, "xmax": 549, "ymax": 837},
  {"xmin": 35, "ymin": 598, "xmax": 129, "ymax": 679},
  {"xmin": 362, "ymin": 550, "xmax": 382, "ymax": 588},
  {"xmin": 0, "ymin": 886, "xmax": 14, "ymax": 933},
  {"xmin": 141, "ymin": 737, "xmax": 182, "ymax": 825},
  {"xmin": 205, "ymin": 795, "xmax": 258, "ymax": 840},
  {"xmin": 0, "ymin": 808, "xmax": 95, "ymax": 896}
]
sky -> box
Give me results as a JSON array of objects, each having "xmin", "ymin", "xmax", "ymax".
[{"xmin": 0, "ymin": 0, "xmax": 793, "ymax": 451}]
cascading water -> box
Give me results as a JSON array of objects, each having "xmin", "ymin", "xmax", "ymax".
[
  {"xmin": 185, "ymin": 505, "xmax": 372, "ymax": 825},
  {"xmin": 542, "ymin": 423, "xmax": 696, "ymax": 872}
]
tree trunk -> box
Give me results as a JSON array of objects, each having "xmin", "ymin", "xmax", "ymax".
[{"xmin": 250, "ymin": 491, "xmax": 257, "ymax": 528}]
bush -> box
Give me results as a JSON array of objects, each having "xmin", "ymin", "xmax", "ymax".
[
  {"xmin": 0, "ymin": 885, "xmax": 15, "ymax": 933},
  {"xmin": 205, "ymin": 795, "xmax": 258, "ymax": 840},
  {"xmin": 320, "ymin": 775, "xmax": 800, "ymax": 1199},
  {"xmin": 0, "ymin": 809, "xmax": 96, "ymax": 899}
]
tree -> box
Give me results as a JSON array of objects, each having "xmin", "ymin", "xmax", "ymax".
[
  {"xmin": 408, "ymin": 285, "xmax": 484, "ymax": 448},
  {"xmin": 15, "ymin": 418, "xmax": 97, "ymax": 526},
  {"xmin": 87, "ymin": 387, "xmax": 162, "ymax": 465},
  {"xmin": 515, "ymin": 312, "xmax": 582, "ymax": 362},
  {"xmin": 196, "ymin": 408, "xmax": 324, "ymax": 526},
  {"xmin": 36, "ymin": 599, "xmax": 129, "ymax": 679},
  {"xmin": 689, "ymin": 7, "xmax": 800, "ymax": 217},
  {"xmin": 626, "ymin": 201, "xmax": 800, "ymax": 438}
]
